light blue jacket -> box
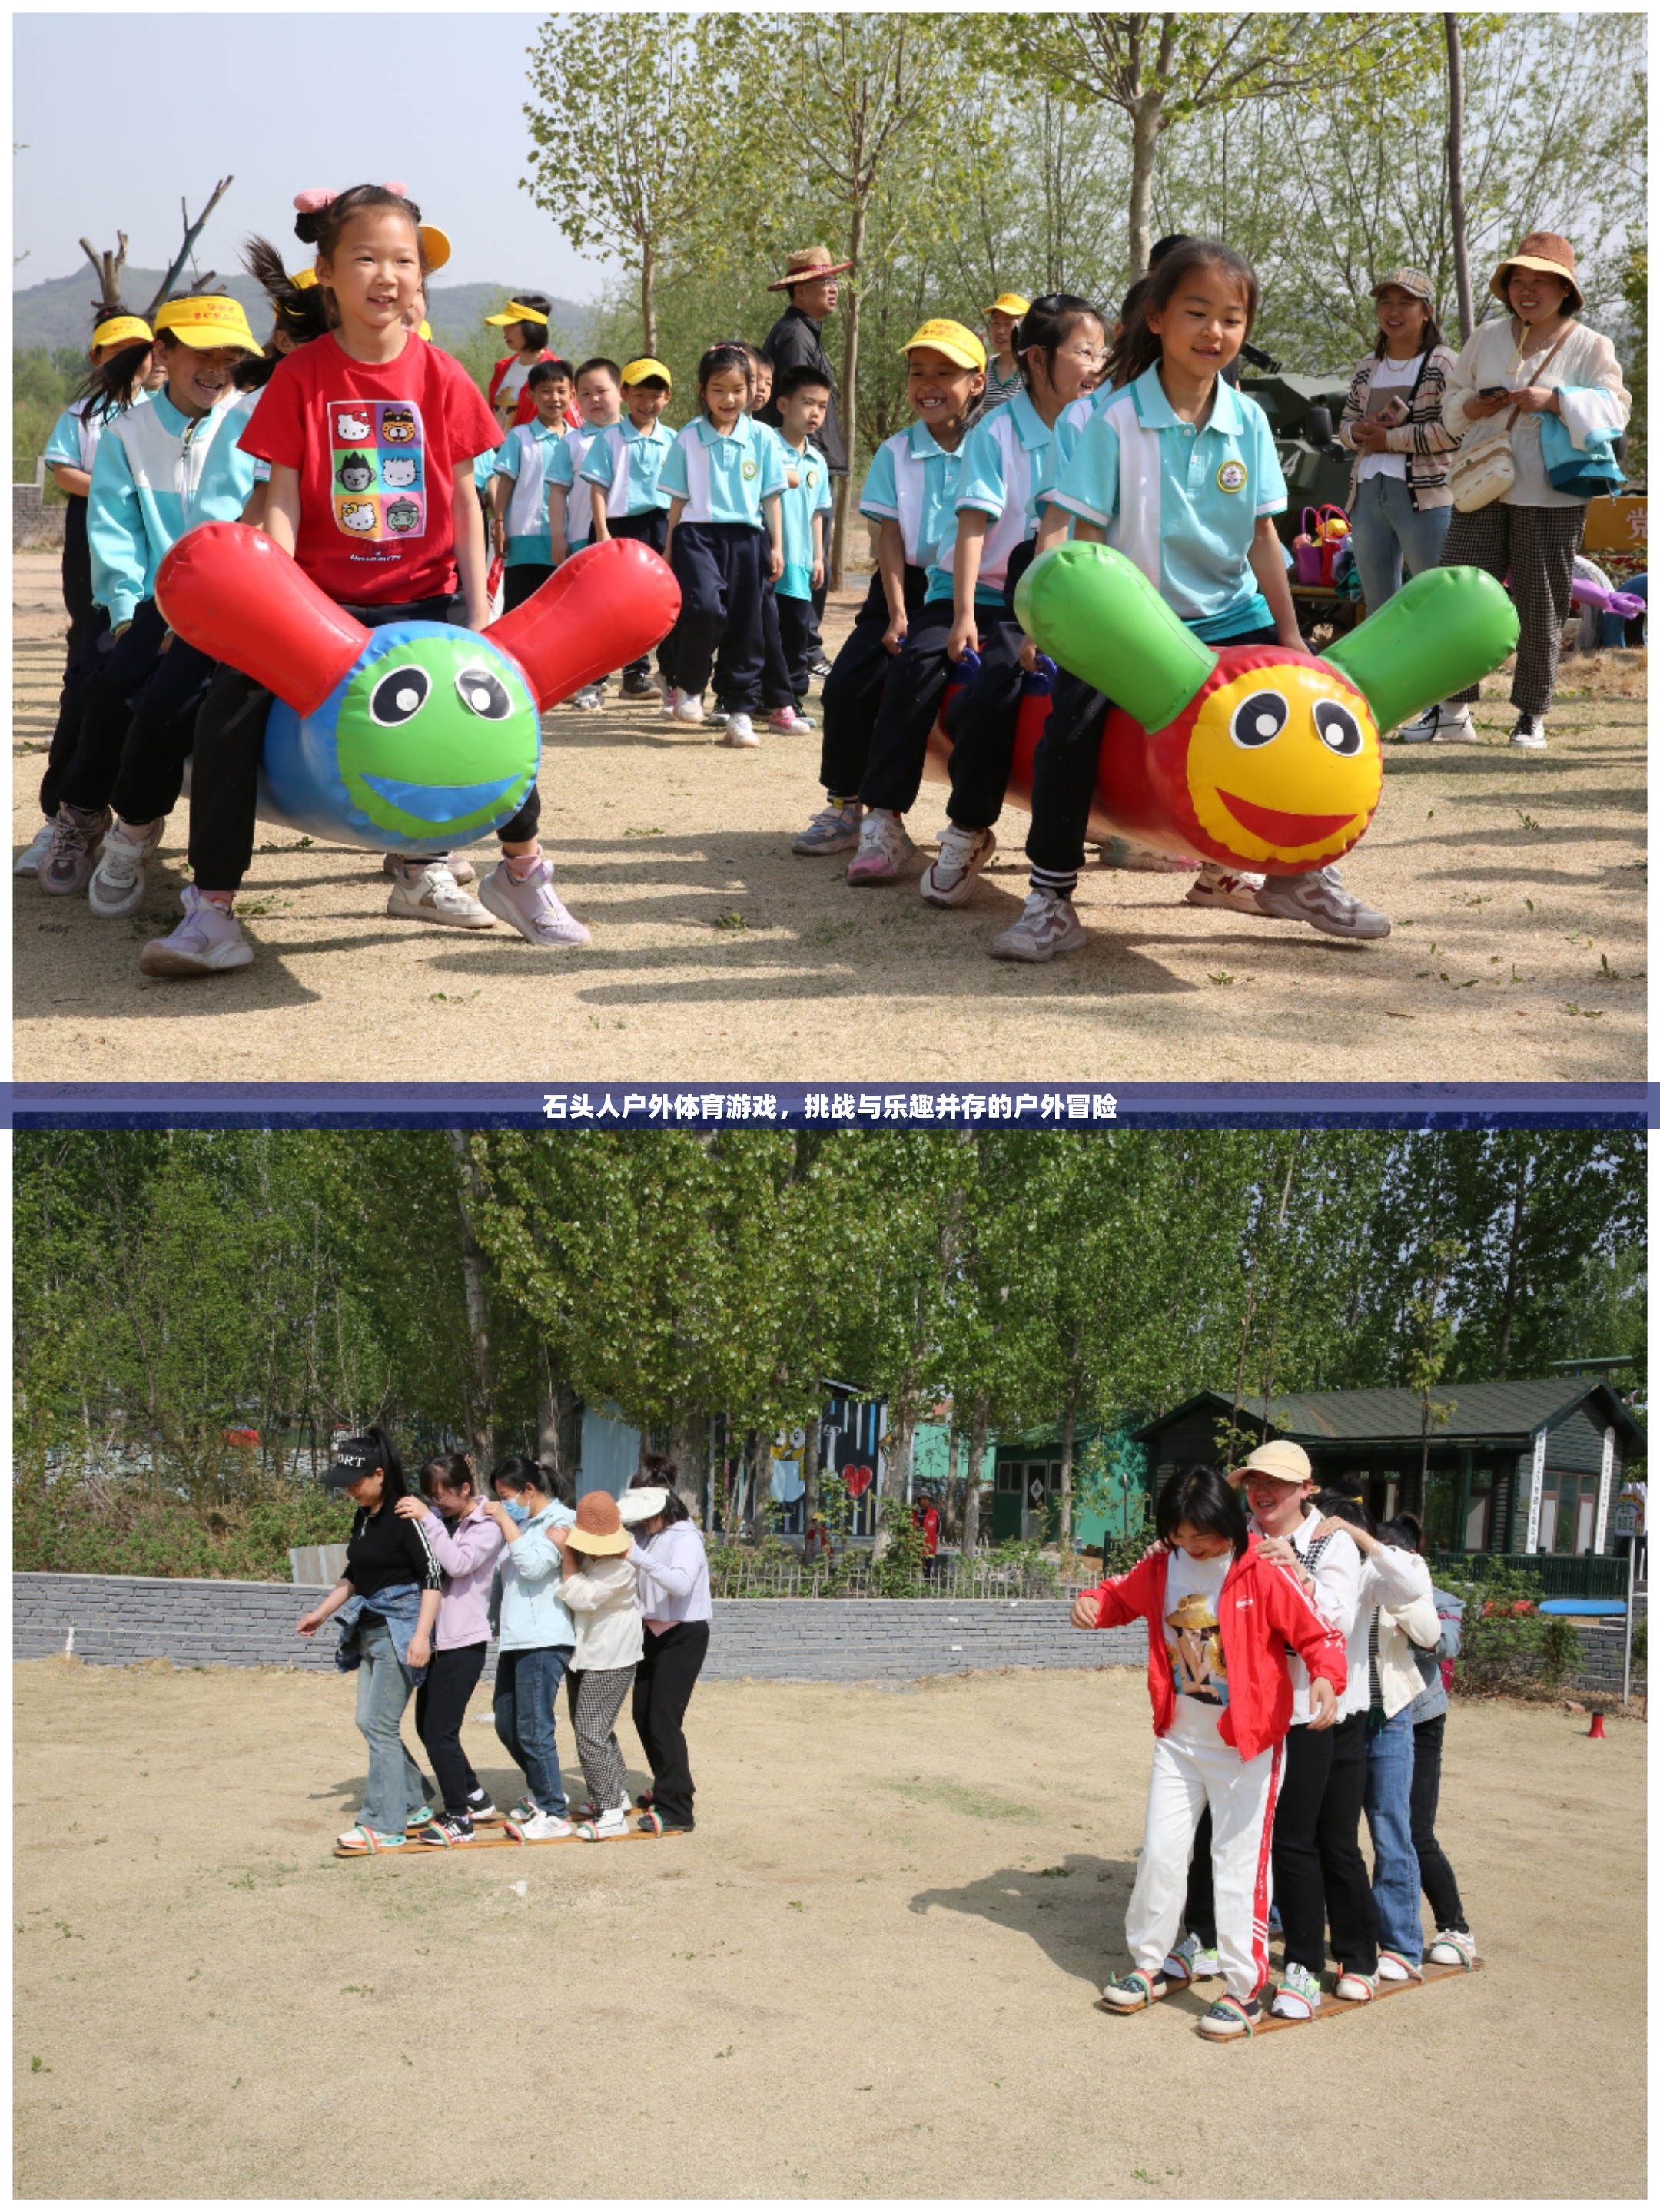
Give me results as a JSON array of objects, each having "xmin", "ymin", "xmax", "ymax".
[
  {"xmin": 491, "ymin": 1500, "xmax": 578, "ymax": 1652},
  {"xmin": 334, "ymin": 1582, "xmax": 430, "ymax": 1685},
  {"xmin": 88, "ymin": 390, "xmax": 257, "ymax": 625}
]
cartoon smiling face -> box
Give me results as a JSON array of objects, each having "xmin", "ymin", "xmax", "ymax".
[
  {"xmin": 333, "ymin": 625, "xmax": 540, "ymax": 842},
  {"xmin": 381, "ymin": 407, "xmax": 417, "ymax": 445},
  {"xmin": 337, "ymin": 453, "xmax": 375, "ymax": 493},
  {"xmin": 1147, "ymin": 645, "xmax": 1382, "ymax": 872}
]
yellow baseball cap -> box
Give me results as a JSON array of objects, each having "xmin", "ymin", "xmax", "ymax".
[
  {"xmin": 485, "ymin": 300, "xmax": 549, "ymax": 326},
  {"xmin": 984, "ymin": 293, "xmax": 1031, "ymax": 319},
  {"xmin": 90, "ymin": 315, "xmax": 152, "ymax": 353},
  {"xmin": 901, "ymin": 319, "xmax": 987, "ymax": 373},
  {"xmin": 154, "ymin": 295, "xmax": 261, "ymax": 353},
  {"xmin": 621, "ymin": 357, "xmax": 672, "ymax": 386},
  {"xmin": 291, "ymin": 267, "xmax": 320, "ymax": 290}
]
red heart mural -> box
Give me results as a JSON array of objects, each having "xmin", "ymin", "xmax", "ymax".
[{"xmin": 844, "ymin": 1464, "xmax": 873, "ymax": 1500}]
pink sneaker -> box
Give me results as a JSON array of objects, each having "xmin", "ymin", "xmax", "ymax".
[
  {"xmin": 845, "ymin": 809, "xmax": 916, "ymax": 884},
  {"xmin": 477, "ymin": 857, "xmax": 592, "ymax": 948},
  {"xmin": 768, "ymin": 707, "xmax": 813, "ymax": 735}
]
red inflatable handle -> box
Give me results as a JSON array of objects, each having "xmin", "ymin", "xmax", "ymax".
[
  {"xmin": 488, "ymin": 536, "xmax": 682, "ymax": 708},
  {"xmin": 155, "ymin": 523, "xmax": 369, "ymax": 716}
]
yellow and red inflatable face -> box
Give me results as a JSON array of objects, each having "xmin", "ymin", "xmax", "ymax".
[
  {"xmin": 1011, "ymin": 542, "xmax": 1520, "ymax": 875},
  {"xmin": 1167, "ymin": 645, "xmax": 1381, "ymax": 871}
]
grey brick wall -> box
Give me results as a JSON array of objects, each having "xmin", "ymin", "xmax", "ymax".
[
  {"xmin": 12, "ymin": 1573, "xmax": 1145, "ymax": 1681},
  {"xmin": 14, "ymin": 1574, "xmax": 1642, "ymax": 1695},
  {"xmin": 15, "ymin": 481, "xmax": 65, "ymax": 550}
]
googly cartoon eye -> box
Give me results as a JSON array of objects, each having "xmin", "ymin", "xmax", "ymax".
[
  {"xmin": 1230, "ymin": 690, "xmax": 1288, "ymax": 748},
  {"xmin": 368, "ymin": 665, "xmax": 430, "ymax": 725},
  {"xmin": 454, "ymin": 665, "xmax": 513, "ymax": 720},
  {"xmin": 1314, "ymin": 700, "xmax": 1363, "ymax": 755}
]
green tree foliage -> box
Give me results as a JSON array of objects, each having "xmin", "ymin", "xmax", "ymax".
[
  {"xmin": 14, "ymin": 344, "xmax": 86, "ymax": 496},
  {"xmin": 13, "ymin": 1129, "xmax": 1645, "ymax": 1576}
]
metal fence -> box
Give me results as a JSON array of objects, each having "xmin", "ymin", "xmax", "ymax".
[
  {"xmin": 1430, "ymin": 1550, "xmax": 1637, "ymax": 1601},
  {"xmin": 707, "ymin": 1550, "xmax": 1102, "ymax": 1603}
]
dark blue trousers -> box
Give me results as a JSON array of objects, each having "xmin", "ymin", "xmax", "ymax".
[
  {"xmin": 857, "ymin": 598, "xmax": 956, "ymax": 814},
  {"xmin": 940, "ymin": 539, "xmax": 1038, "ymax": 831},
  {"xmin": 609, "ymin": 509, "xmax": 670, "ymax": 680},
  {"xmin": 56, "ymin": 598, "xmax": 171, "ymax": 814},
  {"xmin": 667, "ymin": 520, "xmax": 765, "ymax": 709},
  {"xmin": 819, "ymin": 565, "xmax": 928, "ymax": 799}
]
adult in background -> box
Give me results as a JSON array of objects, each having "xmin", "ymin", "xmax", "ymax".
[
  {"xmin": 621, "ymin": 1456, "xmax": 712, "ymax": 1836},
  {"xmin": 1336, "ymin": 270, "xmax": 1462, "ymax": 741},
  {"xmin": 296, "ymin": 1426, "xmax": 442, "ymax": 1855},
  {"xmin": 760, "ymin": 244, "xmax": 853, "ymax": 677},
  {"xmin": 1438, "ymin": 231, "xmax": 1630, "ymax": 751},
  {"xmin": 484, "ymin": 293, "xmax": 559, "ymax": 429}
]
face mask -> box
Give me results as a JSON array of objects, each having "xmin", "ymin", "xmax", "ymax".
[{"xmin": 500, "ymin": 1500, "xmax": 530, "ymax": 1527}]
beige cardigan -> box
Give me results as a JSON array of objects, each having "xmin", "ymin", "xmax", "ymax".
[{"xmin": 1442, "ymin": 318, "xmax": 1630, "ymax": 509}]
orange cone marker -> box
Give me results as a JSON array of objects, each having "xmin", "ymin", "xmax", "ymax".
[{"xmin": 1588, "ymin": 1710, "xmax": 1607, "ymax": 1739}]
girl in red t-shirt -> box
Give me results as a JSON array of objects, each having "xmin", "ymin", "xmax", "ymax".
[{"xmin": 142, "ymin": 184, "xmax": 590, "ymax": 982}]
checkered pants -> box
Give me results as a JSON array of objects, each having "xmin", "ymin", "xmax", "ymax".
[
  {"xmin": 569, "ymin": 1664, "xmax": 634, "ymax": 1811},
  {"xmin": 1441, "ymin": 502, "xmax": 1585, "ymax": 718}
]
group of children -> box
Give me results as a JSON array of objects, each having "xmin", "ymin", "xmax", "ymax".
[
  {"xmin": 24, "ymin": 188, "xmax": 1389, "ymax": 977},
  {"xmin": 297, "ymin": 1431, "xmax": 712, "ymax": 1852},
  {"xmin": 1075, "ymin": 1444, "xmax": 1474, "ymax": 2041}
]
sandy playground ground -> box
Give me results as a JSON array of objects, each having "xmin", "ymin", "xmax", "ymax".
[
  {"xmin": 14, "ymin": 1657, "xmax": 1645, "ymax": 2200},
  {"xmin": 12, "ymin": 552, "xmax": 1647, "ymax": 1083}
]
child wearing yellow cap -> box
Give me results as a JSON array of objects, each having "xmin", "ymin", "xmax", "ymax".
[
  {"xmin": 18, "ymin": 313, "xmax": 159, "ymax": 877},
  {"xmin": 584, "ymin": 358, "xmax": 676, "ymax": 697},
  {"xmin": 37, "ymin": 293, "xmax": 264, "ymax": 906},
  {"xmin": 971, "ymin": 292, "xmax": 1031, "ymax": 423},
  {"xmin": 793, "ymin": 320, "xmax": 984, "ymax": 857}
]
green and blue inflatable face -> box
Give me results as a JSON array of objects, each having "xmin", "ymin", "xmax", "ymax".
[{"xmin": 154, "ymin": 523, "xmax": 682, "ymax": 852}]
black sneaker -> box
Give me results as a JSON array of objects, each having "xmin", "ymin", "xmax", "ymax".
[
  {"xmin": 808, "ymin": 655, "xmax": 834, "ymax": 683},
  {"xmin": 418, "ymin": 1810, "xmax": 475, "ymax": 1847},
  {"xmin": 619, "ymin": 671, "xmax": 660, "ymax": 699},
  {"xmin": 1509, "ymin": 713, "xmax": 1547, "ymax": 751},
  {"xmin": 466, "ymin": 1789, "xmax": 502, "ymax": 1824}
]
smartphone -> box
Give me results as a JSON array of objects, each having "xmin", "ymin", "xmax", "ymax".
[
  {"xmin": 1478, "ymin": 386, "xmax": 1510, "ymax": 399},
  {"xmin": 1371, "ymin": 395, "xmax": 1409, "ymax": 428}
]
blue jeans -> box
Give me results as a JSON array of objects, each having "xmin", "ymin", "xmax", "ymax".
[
  {"xmin": 1364, "ymin": 1705, "xmax": 1422, "ymax": 1960},
  {"xmin": 1349, "ymin": 476, "xmax": 1452, "ymax": 613},
  {"xmin": 354, "ymin": 1614, "xmax": 427, "ymax": 1835},
  {"xmin": 493, "ymin": 1644, "xmax": 572, "ymax": 1817}
]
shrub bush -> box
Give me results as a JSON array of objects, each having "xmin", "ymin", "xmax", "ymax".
[{"xmin": 14, "ymin": 1468, "xmax": 352, "ymax": 1581}]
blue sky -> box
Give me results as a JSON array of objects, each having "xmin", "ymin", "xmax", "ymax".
[{"xmin": 12, "ymin": 12, "xmax": 619, "ymax": 297}]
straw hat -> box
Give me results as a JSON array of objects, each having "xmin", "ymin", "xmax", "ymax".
[
  {"xmin": 767, "ymin": 244, "xmax": 854, "ymax": 293},
  {"xmin": 569, "ymin": 1490, "xmax": 633, "ymax": 1554},
  {"xmin": 1491, "ymin": 231, "xmax": 1582, "ymax": 314}
]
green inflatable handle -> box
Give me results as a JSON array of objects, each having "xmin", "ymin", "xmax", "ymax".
[
  {"xmin": 1325, "ymin": 565, "xmax": 1519, "ymax": 732},
  {"xmin": 1014, "ymin": 542, "xmax": 1217, "ymax": 732}
]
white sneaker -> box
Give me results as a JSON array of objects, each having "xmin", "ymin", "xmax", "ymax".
[
  {"xmin": 1397, "ymin": 702, "xmax": 1476, "ymax": 744},
  {"xmin": 14, "ymin": 823, "xmax": 54, "ymax": 875},
  {"xmin": 920, "ymin": 823, "xmax": 996, "ymax": 907},
  {"xmin": 675, "ymin": 692, "xmax": 706, "ymax": 725},
  {"xmin": 386, "ymin": 859, "xmax": 495, "ymax": 930},
  {"xmin": 1376, "ymin": 1950, "xmax": 1423, "ymax": 1983},
  {"xmin": 1185, "ymin": 862, "xmax": 1267, "ymax": 914},
  {"xmin": 569, "ymin": 682, "xmax": 606, "ymax": 711},
  {"xmin": 578, "ymin": 1803, "xmax": 630, "ymax": 1840},
  {"xmin": 1427, "ymin": 1928, "xmax": 1478, "ymax": 1968},
  {"xmin": 477, "ymin": 857, "xmax": 592, "ymax": 947},
  {"xmin": 88, "ymin": 816, "xmax": 164, "ymax": 918},
  {"xmin": 845, "ymin": 808, "xmax": 916, "ymax": 884},
  {"xmin": 511, "ymin": 1809, "xmax": 574, "ymax": 1842},
  {"xmin": 138, "ymin": 887, "xmax": 254, "ymax": 978},
  {"xmin": 381, "ymin": 850, "xmax": 474, "ymax": 886},
  {"xmin": 722, "ymin": 712, "xmax": 759, "ymax": 748},
  {"xmin": 1162, "ymin": 1932, "xmax": 1221, "ymax": 1985},
  {"xmin": 1333, "ymin": 1968, "xmax": 1379, "ymax": 2003},
  {"xmin": 990, "ymin": 889, "xmax": 1087, "ymax": 963},
  {"xmin": 1253, "ymin": 864, "xmax": 1390, "ymax": 940},
  {"xmin": 1271, "ymin": 1959, "xmax": 1323, "ymax": 2019},
  {"xmin": 1509, "ymin": 714, "xmax": 1548, "ymax": 751},
  {"xmin": 659, "ymin": 686, "xmax": 682, "ymax": 721}
]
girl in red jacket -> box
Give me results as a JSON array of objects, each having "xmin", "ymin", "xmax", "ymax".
[{"xmin": 1072, "ymin": 1464, "xmax": 1347, "ymax": 2039}]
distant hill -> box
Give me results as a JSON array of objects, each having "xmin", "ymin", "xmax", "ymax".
[{"xmin": 12, "ymin": 268, "xmax": 593, "ymax": 355}]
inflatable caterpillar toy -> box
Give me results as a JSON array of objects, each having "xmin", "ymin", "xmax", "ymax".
[
  {"xmin": 922, "ymin": 546, "xmax": 1519, "ymax": 876},
  {"xmin": 154, "ymin": 524, "xmax": 680, "ymax": 853}
]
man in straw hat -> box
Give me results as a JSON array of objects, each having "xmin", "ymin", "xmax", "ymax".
[{"xmin": 760, "ymin": 246, "xmax": 853, "ymax": 673}]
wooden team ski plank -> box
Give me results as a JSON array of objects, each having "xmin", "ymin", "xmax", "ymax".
[
  {"xmin": 334, "ymin": 1826, "xmax": 686, "ymax": 1859},
  {"xmin": 1220, "ymin": 1955, "xmax": 1483, "ymax": 2036}
]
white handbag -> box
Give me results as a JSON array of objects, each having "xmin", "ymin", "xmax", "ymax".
[{"xmin": 1449, "ymin": 414, "xmax": 1517, "ymax": 512}]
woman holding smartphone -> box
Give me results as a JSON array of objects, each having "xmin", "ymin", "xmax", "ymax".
[{"xmin": 1336, "ymin": 269, "xmax": 1461, "ymax": 740}]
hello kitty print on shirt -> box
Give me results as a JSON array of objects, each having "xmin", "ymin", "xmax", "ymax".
[{"xmin": 330, "ymin": 400, "xmax": 426, "ymax": 543}]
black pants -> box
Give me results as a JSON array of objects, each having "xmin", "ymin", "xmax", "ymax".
[
  {"xmin": 1410, "ymin": 1713, "xmax": 1467, "ymax": 1933},
  {"xmin": 858, "ymin": 599, "xmax": 956, "ymax": 813},
  {"xmin": 668, "ymin": 520, "xmax": 765, "ymax": 706},
  {"xmin": 774, "ymin": 589, "xmax": 816, "ymax": 705},
  {"xmin": 107, "ymin": 633, "xmax": 217, "ymax": 828},
  {"xmin": 608, "ymin": 512, "xmax": 669, "ymax": 679},
  {"xmin": 42, "ymin": 536, "xmax": 108, "ymax": 821},
  {"xmin": 503, "ymin": 561, "xmax": 553, "ymax": 612},
  {"xmin": 938, "ymin": 542, "xmax": 1038, "ymax": 832},
  {"xmin": 1024, "ymin": 623, "xmax": 1278, "ymax": 880},
  {"xmin": 818, "ymin": 565, "xmax": 928, "ymax": 799},
  {"xmin": 55, "ymin": 598, "xmax": 169, "ymax": 814},
  {"xmin": 414, "ymin": 1641, "xmax": 487, "ymax": 1814},
  {"xmin": 187, "ymin": 591, "xmax": 540, "ymax": 892},
  {"xmin": 631, "ymin": 1620, "xmax": 709, "ymax": 1829}
]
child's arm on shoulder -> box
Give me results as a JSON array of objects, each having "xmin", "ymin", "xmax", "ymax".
[
  {"xmin": 762, "ymin": 490, "xmax": 783, "ymax": 582},
  {"xmin": 948, "ymin": 511, "xmax": 990, "ymax": 661},
  {"xmin": 1248, "ymin": 515, "xmax": 1304, "ymax": 652},
  {"xmin": 263, "ymin": 464, "xmax": 303, "ymax": 560},
  {"xmin": 453, "ymin": 459, "xmax": 489, "ymax": 629}
]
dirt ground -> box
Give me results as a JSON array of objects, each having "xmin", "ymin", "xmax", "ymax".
[
  {"xmin": 12, "ymin": 552, "xmax": 1646, "ymax": 1083},
  {"xmin": 14, "ymin": 1657, "xmax": 1645, "ymax": 2200}
]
